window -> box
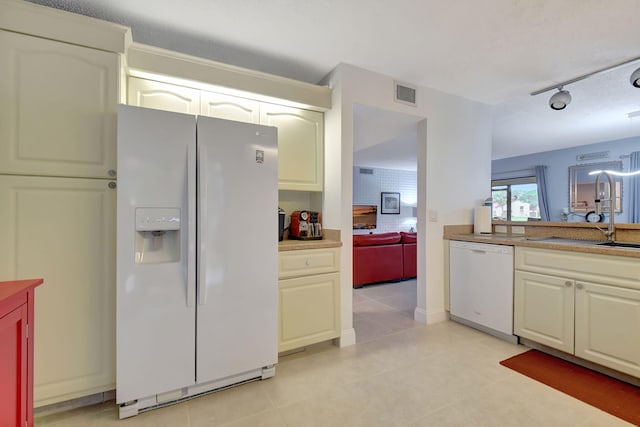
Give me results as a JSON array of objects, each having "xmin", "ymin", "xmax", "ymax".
[{"xmin": 491, "ymin": 177, "xmax": 540, "ymax": 221}]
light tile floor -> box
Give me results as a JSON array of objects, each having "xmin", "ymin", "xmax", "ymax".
[{"xmin": 35, "ymin": 279, "xmax": 631, "ymax": 426}]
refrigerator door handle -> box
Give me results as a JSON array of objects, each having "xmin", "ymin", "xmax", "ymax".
[
  {"xmin": 187, "ymin": 143, "xmax": 196, "ymax": 307},
  {"xmin": 197, "ymin": 143, "xmax": 208, "ymax": 306}
]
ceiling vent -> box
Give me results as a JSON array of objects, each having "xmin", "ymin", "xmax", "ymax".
[
  {"xmin": 359, "ymin": 168, "xmax": 374, "ymax": 175},
  {"xmin": 394, "ymin": 81, "xmax": 417, "ymax": 106}
]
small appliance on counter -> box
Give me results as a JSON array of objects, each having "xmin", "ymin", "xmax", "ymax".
[
  {"xmin": 474, "ymin": 199, "xmax": 492, "ymax": 235},
  {"xmin": 278, "ymin": 207, "xmax": 285, "ymax": 241},
  {"xmin": 289, "ymin": 210, "xmax": 322, "ymax": 240}
]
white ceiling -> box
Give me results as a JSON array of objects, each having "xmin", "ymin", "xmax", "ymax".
[{"xmin": 28, "ymin": 0, "xmax": 640, "ymax": 168}]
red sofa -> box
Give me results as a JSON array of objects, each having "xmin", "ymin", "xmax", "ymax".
[
  {"xmin": 352, "ymin": 232, "xmax": 417, "ymax": 287},
  {"xmin": 401, "ymin": 232, "xmax": 417, "ymax": 279}
]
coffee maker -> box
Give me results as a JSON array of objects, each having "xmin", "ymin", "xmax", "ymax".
[{"xmin": 289, "ymin": 211, "xmax": 322, "ymax": 240}]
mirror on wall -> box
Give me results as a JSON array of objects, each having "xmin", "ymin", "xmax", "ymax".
[{"xmin": 569, "ymin": 161, "xmax": 623, "ymax": 213}]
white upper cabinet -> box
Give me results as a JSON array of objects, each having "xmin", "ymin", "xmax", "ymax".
[
  {"xmin": 127, "ymin": 77, "xmax": 200, "ymax": 115},
  {"xmin": 260, "ymin": 103, "xmax": 324, "ymax": 192},
  {"xmin": 200, "ymin": 90, "xmax": 259, "ymax": 123},
  {"xmin": 127, "ymin": 77, "xmax": 325, "ymax": 191},
  {"xmin": 0, "ymin": 31, "xmax": 118, "ymax": 178}
]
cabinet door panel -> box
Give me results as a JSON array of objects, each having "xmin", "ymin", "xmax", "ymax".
[
  {"xmin": 260, "ymin": 104, "xmax": 323, "ymax": 191},
  {"xmin": 200, "ymin": 90, "xmax": 259, "ymax": 123},
  {"xmin": 278, "ymin": 272, "xmax": 340, "ymax": 352},
  {"xmin": 0, "ymin": 31, "xmax": 118, "ymax": 178},
  {"xmin": 128, "ymin": 77, "xmax": 200, "ymax": 114},
  {"xmin": 575, "ymin": 282, "xmax": 640, "ymax": 377},
  {"xmin": 0, "ymin": 175, "xmax": 116, "ymax": 407},
  {"xmin": 0, "ymin": 305, "xmax": 27, "ymax": 427},
  {"xmin": 514, "ymin": 271, "xmax": 574, "ymax": 353}
]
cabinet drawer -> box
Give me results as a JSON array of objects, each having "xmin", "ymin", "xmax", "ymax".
[
  {"xmin": 515, "ymin": 247, "xmax": 640, "ymax": 289},
  {"xmin": 278, "ymin": 248, "xmax": 339, "ymax": 279}
]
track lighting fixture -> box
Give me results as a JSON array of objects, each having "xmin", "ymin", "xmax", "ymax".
[
  {"xmin": 530, "ymin": 55, "xmax": 640, "ymax": 110},
  {"xmin": 548, "ymin": 88, "xmax": 571, "ymax": 110},
  {"xmin": 631, "ymin": 67, "xmax": 640, "ymax": 88}
]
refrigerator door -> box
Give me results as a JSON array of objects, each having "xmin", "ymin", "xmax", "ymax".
[
  {"xmin": 196, "ymin": 116, "xmax": 278, "ymax": 383},
  {"xmin": 116, "ymin": 105, "xmax": 197, "ymax": 402}
]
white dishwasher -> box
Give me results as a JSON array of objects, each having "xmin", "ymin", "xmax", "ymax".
[{"xmin": 449, "ymin": 240, "xmax": 516, "ymax": 343}]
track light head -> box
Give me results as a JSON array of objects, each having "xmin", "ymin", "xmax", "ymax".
[
  {"xmin": 549, "ymin": 88, "xmax": 571, "ymax": 110},
  {"xmin": 631, "ymin": 67, "xmax": 640, "ymax": 88}
]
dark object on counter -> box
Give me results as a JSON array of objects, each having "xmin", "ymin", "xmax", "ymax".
[
  {"xmin": 278, "ymin": 208, "xmax": 285, "ymax": 241},
  {"xmin": 585, "ymin": 210, "xmax": 604, "ymax": 223},
  {"xmin": 289, "ymin": 210, "xmax": 322, "ymax": 240}
]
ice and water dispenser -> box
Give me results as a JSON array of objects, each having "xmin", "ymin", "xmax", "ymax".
[{"xmin": 134, "ymin": 208, "xmax": 181, "ymax": 264}]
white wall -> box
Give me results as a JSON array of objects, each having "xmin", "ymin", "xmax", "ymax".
[
  {"xmin": 353, "ymin": 166, "xmax": 417, "ymax": 234},
  {"xmin": 322, "ymin": 64, "xmax": 493, "ymax": 345}
]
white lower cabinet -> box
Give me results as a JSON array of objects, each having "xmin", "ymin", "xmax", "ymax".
[
  {"xmin": 278, "ymin": 248, "xmax": 340, "ymax": 352},
  {"xmin": 514, "ymin": 271, "xmax": 574, "ymax": 354},
  {"xmin": 575, "ymin": 281, "xmax": 640, "ymax": 377},
  {"xmin": 515, "ymin": 247, "xmax": 640, "ymax": 378},
  {"xmin": 0, "ymin": 175, "xmax": 117, "ymax": 406}
]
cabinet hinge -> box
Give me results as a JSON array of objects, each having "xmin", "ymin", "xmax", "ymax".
[{"xmin": 26, "ymin": 324, "xmax": 28, "ymax": 339}]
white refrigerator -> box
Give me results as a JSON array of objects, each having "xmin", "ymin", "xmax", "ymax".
[{"xmin": 116, "ymin": 105, "xmax": 278, "ymax": 418}]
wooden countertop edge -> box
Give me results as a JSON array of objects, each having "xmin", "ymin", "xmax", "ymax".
[
  {"xmin": 445, "ymin": 233, "xmax": 640, "ymax": 259},
  {"xmin": 278, "ymin": 239, "xmax": 342, "ymax": 251}
]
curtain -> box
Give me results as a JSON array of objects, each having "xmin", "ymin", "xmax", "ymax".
[
  {"xmin": 630, "ymin": 151, "xmax": 640, "ymax": 223},
  {"xmin": 535, "ymin": 165, "xmax": 550, "ymax": 221}
]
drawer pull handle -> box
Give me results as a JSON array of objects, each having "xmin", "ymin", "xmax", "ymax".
[
  {"xmin": 305, "ymin": 259, "xmax": 311, "ymax": 266},
  {"xmin": 576, "ymin": 283, "xmax": 584, "ymax": 290},
  {"xmin": 565, "ymin": 281, "xmax": 572, "ymax": 287}
]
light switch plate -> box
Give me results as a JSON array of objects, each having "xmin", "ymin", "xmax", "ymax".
[{"xmin": 428, "ymin": 209, "xmax": 438, "ymax": 222}]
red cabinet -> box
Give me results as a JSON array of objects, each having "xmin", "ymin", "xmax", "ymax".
[{"xmin": 0, "ymin": 279, "xmax": 43, "ymax": 427}]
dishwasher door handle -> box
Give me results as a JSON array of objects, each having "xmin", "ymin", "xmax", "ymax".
[{"xmin": 471, "ymin": 249, "xmax": 486, "ymax": 254}]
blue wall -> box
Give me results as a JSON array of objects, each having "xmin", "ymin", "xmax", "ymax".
[{"xmin": 492, "ymin": 136, "xmax": 640, "ymax": 223}]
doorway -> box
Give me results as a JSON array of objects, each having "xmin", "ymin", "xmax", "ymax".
[{"xmin": 351, "ymin": 104, "xmax": 421, "ymax": 343}]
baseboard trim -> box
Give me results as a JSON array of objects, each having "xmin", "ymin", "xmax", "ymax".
[
  {"xmin": 338, "ymin": 327, "xmax": 356, "ymax": 347},
  {"xmin": 414, "ymin": 307, "xmax": 427, "ymax": 324},
  {"xmin": 35, "ymin": 390, "xmax": 115, "ymax": 417},
  {"xmin": 426, "ymin": 308, "xmax": 448, "ymax": 324}
]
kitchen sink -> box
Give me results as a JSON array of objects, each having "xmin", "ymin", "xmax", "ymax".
[{"xmin": 596, "ymin": 241, "xmax": 640, "ymax": 249}]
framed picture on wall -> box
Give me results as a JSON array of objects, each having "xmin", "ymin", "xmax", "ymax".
[{"xmin": 381, "ymin": 192, "xmax": 400, "ymax": 214}]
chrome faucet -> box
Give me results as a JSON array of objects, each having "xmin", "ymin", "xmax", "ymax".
[{"xmin": 593, "ymin": 171, "xmax": 616, "ymax": 241}]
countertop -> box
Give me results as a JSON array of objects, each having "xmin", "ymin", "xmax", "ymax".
[
  {"xmin": 278, "ymin": 238, "xmax": 342, "ymax": 251},
  {"xmin": 278, "ymin": 228, "xmax": 342, "ymax": 251},
  {"xmin": 445, "ymin": 233, "xmax": 640, "ymax": 259}
]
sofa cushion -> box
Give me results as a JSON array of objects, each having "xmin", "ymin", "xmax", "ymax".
[
  {"xmin": 353, "ymin": 244, "xmax": 403, "ymax": 286},
  {"xmin": 353, "ymin": 232, "xmax": 401, "ymax": 247},
  {"xmin": 400, "ymin": 232, "xmax": 417, "ymax": 243}
]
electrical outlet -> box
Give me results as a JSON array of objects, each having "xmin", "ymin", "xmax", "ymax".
[{"xmin": 428, "ymin": 209, "xmax": 438, "ymax": 222}]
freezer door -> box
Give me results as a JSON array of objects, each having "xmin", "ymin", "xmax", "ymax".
[
  {"xmin": 196, "ymin": 116, "xmax": 278, "ymax": 383},
  {"xmin": 116, "ymin": 105, "xmax": 197, "ymax": 402}
]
